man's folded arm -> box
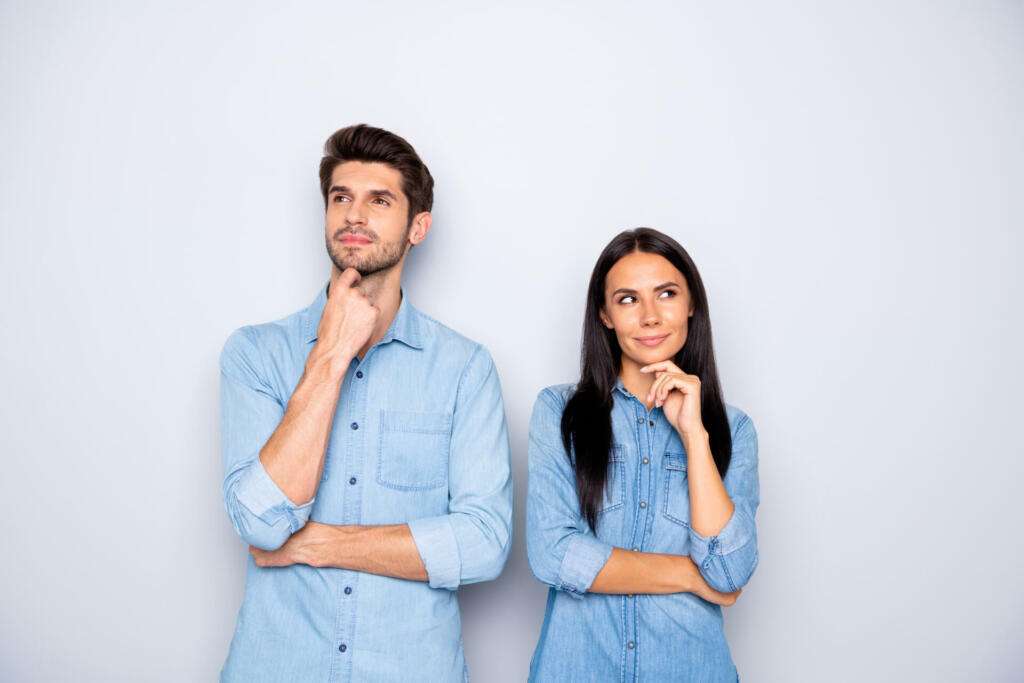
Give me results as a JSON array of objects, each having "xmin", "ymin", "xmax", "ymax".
[
  {"xmin": 407, "ymin": 346, "xmax": 513, "ymax": 588},
  {"xmin": 248, "ymin": 344, "xmax": 513, "ymax": 585},
  {"xmin": 220, "ymin": 328, "xmax": 314, "ymax": 550}
]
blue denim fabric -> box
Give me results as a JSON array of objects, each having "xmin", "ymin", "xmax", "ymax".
[
  {"xmin": 219, "ymin": 285, "xmax": 513, "ymax": 682},
  {"xmin": 526, "ymin": 382, "xmax": 759, "ymax": 682}
]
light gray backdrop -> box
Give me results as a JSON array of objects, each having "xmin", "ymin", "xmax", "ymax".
[{"xmin": 2, "ymin": 1, "xmax": 1022, "ymax": 681}]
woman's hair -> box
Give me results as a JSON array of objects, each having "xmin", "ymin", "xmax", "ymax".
[{"xmin": 561, "ymin": 228, "xmax": 733, "ymax": 531}]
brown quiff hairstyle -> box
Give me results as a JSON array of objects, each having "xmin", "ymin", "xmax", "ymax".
[{"xmin": 318, "ymin": 124, "xmax": 434, "ymax": 223}]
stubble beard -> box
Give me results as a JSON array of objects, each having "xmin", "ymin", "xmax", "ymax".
[{"xmin": 326, "ymin": 227, "xmax": 409, "ymax": 278}]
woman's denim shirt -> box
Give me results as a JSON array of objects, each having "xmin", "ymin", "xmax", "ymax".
[{"xmin": 526, "ymin": 381, "xmax": 759, "ymax": 682}]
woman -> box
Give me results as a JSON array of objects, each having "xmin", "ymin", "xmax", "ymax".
[{"xmin": 526, "ymin": 228, "xmax": 759, "ymax": 682}]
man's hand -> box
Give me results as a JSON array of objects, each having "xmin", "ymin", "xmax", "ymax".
[
  {"xmin": 249, "ymin": 522, "xmax": 430, "ymax": 581},
  {"xmin": 316, "ymin": 268, "xmax": 380, "ymax": 361},
  {"xmin": 250, "ymin": 521, "xmax": 339, "ymax": 568}
]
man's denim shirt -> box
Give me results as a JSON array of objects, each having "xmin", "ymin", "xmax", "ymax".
[
  {"xmin": 219, "ymin": 285, "xmax": 513, "ymax": 682},
  {"xmin": 526, "ymin": 383, "xmax": 759, "ymax": 682}
]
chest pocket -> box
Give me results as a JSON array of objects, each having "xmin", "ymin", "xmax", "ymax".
[
  {"xmin": 377, "ymin": 410, "xmax": 452, "ymax": 491},
  {"xmin": 599, "ymin": 445, "xmax": 626, "ymax": 513},
  {"xmin": 662, "ymin": 452, "xmax": 690, "ymax": 526}
]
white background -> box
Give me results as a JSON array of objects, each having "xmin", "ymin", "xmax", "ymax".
[{"xmin": 2, "ymin": 1, "xmax": 1022, "ymax": 681}]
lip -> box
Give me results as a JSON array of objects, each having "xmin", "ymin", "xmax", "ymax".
[
  {"xmin": 633, "ymin": 334, "xmax": 670, "ymax": 347},
  {"xmin": 338, "ymin": 235, "xmax": 372, "ymax": 245}
]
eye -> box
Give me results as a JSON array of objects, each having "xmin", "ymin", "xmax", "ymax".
[
  {"xmin": 372, "ymin": 197, "xmax": 390, "ymax": 206},
  {"xmin": 618, "ymin": 295, "xmax": 637, "ymax": 304},
  {"xmin": 332, "ymin": 195, "xmax": 350, "ymax": 203},
  {"xmin": 658, "ymin": 289, "xmax": 677, "ymax": 299}
]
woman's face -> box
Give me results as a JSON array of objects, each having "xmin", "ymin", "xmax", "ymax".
[{"xmin": 600, "ymin": 250, "xmax": 694, "ymax": 368}]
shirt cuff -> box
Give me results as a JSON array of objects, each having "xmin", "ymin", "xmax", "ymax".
[
  {"xmin": 556, "ymin": 534, "xmax": 614, "ymax": 599},
  {"xmin": 408, "ymin": 515, "xmax": 461, "ymax": 590},
  {"xmin": 688, "ymin": 505, "xmax": 755, "ymax": 567},
  {"xmin": 234, "ymin": 458, "xmax": 313, "ymax": 532}
]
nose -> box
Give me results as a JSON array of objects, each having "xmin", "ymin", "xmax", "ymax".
[
  {"xmin": 640, "ymin": 300, "xmax": 660, "ymax": 327},
  {"xmin": 345, "ymin": 200, "xmax": 367, "ymax": 226}
]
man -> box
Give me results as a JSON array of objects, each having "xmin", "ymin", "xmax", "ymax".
[{"xmin": 219, "ymin": 124, "xmax": 513, "ymax": 682}]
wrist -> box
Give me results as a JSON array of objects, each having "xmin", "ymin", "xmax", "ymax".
[
  {"xmin": 305, "ymin": 344, "xmax": 352, "ymax": 380},
  {"xmin": 681, "ymin": 428, "xmax": 710, "ymax": 452},
  {"xmin": 299, "ymin": 524, "xmax": 348, "ymax": 568},
  {"xmin": 325, "ymin": 525, "xmax": 353, "ymax": 567},
  {"xmin": 672, "ymin": 555, "xmax": 698, "ymax": 593}
]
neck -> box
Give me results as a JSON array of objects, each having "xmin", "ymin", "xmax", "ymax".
[
  {"xmin": 618, "ymin": 354, "xmax": 657, "ymax": 409},
  {"xmin": 329, "ymin": 264, "xmax": 404, "ymax": 359}
]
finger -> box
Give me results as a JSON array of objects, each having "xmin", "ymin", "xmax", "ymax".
[
  {"xmin": 657, "ymin": 379, "xmax": 675, "ymax": 406},
  {"xmin": 651, "ymin": 375, "xmax": 673, "ymax": 406},
  {"xmin": 640, "ymin": 360, "xmax": 681, "ymax": 374},
  {"xmin": 674, "ymin": 376, "xmax": 699, "ymax": 397},
  {"xmin": 646, "ymin": 374, "xmax": 666, "ymax": 403},
  {"xmin": 657, "ymin": 380, "xmax": 678, "ymax": 407},
  {"xmin": 651, "ymin": 374, "xmax": 677, "ymax": 406},
  {"xmin": 339, "ymin": 267, "xmax": 361, "ymax": 288}
]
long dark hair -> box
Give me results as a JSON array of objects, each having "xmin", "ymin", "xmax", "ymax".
[{"xmin": 561, "ymin": 228, "xmax": 732, "ymax": 531}]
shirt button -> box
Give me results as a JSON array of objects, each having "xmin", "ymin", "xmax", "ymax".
[
  {"xmin": 338, "ymin": 644, "xmax": 347, "ymax": 653},
  {"xmin": 649, "ymin": 421, "xmax": 654, "ymax": 426},
  {"xmin": 627, "ymin": 641, "xmax": 635, "ymax": 649},
  {"xmin": 349, "ymin": 477, "xmax": 357, "ymax": 485},
  {"xmin": 636, "ymin": 417, "xmax": 644, "ymax": 424},
  {"xmin": 642, "ymin": 457, "xmax": 649, "ymax": 465},
  {"xmin": 627, "ymin": 594, "xmax": 634, "ymax": 599},
  {"xmin": 356, "ymin": 370, "xmax": 363, "ymax": 378},
  {"xmin": 350, "ymin": 422, "xmax": 358, "ymax": 430},
  {"xmin": 344, "ymin": 586, "xmax": 352, "ymax": 595},
  {"xmin": 639, "ymin": 501, "xmax": 647, "ymax": 509},
  {"xmin": 631, "ymin": 547, "xmax": 639, "ymax": 552}
]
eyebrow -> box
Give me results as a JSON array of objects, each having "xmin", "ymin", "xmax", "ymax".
[
  {"xmin": 611, "ymin": 282, "xmax": 680, "ymax": 297},
  {"xmin": 328, "ymin": 185, "xmax": 399, "ymax": 200}
]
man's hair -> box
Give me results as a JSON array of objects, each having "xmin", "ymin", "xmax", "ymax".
[{"xmin": 319, "ymin": 124, "xmax": 434, "ymax": 222}]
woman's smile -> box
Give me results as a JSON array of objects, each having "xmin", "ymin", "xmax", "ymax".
[{"xmin": 633, "ymin": 334, "xmax": 671, "ymax": 347}]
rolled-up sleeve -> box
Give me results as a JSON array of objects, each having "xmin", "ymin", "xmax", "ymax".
[
  {"xmin": 688, "ymin": 414, "xmax": 759, "ymax": 592},
  {"xmin": 526, "ymin": 389, "xmax": 614, "ymax": 599},
  {"xmin": 408, "ymin": 346, "xmax": 513, "ymax": 589},
  {"xmin": 220, "ymin": 327, "xmax": 313, "ymax": 551}
]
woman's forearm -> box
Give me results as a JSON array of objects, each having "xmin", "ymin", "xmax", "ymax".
[
  {"xmin": 589, "ymin": 547, "xmax": 739, "ymax": 605},
  {"xmin": 684, "ymin": 430, "xmax": 735, "ymax": 537}
]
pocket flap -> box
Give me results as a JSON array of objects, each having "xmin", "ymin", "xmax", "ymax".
[
  {"xmin": 664, "ymin": 452, "xmax": 687, "ymax": 471},
  {"xmin": 380, "ymin": 410, "xmax": 452, "ymax": 434}
]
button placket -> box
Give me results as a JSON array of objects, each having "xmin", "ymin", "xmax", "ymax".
[
  {"xmin": 632, "ymin": 398, "xmax": 655, "ymax": 556},
  {"xmin": 334, "ymin": 357, "xmax": 368, "ymax": 680}
]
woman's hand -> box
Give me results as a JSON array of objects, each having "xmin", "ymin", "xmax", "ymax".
[
  {"xmin": 682, "ymin": 556, "xmax": 742, "ymax": 606},
  {"xmin": 641, "ymin": 360, "xmax": 705, "ymax": 442}
]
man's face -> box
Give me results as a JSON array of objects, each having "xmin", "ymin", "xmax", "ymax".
[{"xmin": 324, "ymin": 161, "xmax": 413, "ymax": 277}]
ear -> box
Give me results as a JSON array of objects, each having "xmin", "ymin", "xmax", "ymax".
[
  {"xmin": 408, "ymin": 212, "xmax": 432, "ymax": 246},
  {"xmin": 599, "ymin": 308, "xmax": 614, "ymax": 329},
  {"xmin": 688, "ymin": 301, "xmax": 695, "ymax": 318}
]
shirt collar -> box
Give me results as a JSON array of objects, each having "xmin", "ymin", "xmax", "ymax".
[
  {"xmin": 302, "ymin": 282, "xmax": 424, "ymax": 350},
  {"xmin": 612, "ymin": 376, "xmax": 632, "ymax": 397}
]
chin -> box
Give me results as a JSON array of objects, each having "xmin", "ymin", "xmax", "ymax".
[{"xmin": 626, "ymin": 342, "xmax": 684, "ymax": 366}]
